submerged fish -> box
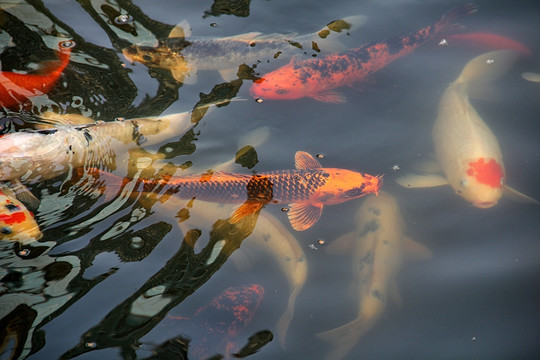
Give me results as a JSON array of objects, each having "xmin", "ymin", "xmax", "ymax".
[
  {"xmin": 161, "ymin": 284, "xmax": 264, "ymax": 360},
  {"xmin": 316, "ymin": 192, "xmax": 431, "ymax": 360},
  {"xmin": 87, "ymin": 151, "xmax": 382, "ymax": 231},
  {"xmin": 521, "ymin": 72, "xmax": 540, "ymax": 82},
  {"xmin": 0, "ymin": 40, "xmax": 74, "ymax": 109},
  {"xmin": 122, "ymin": 16, "xmax": 366, "ymax": 83},
  {"xmin": 396, "ymin": 50, "xmax": 537, "ymax": 207},
  {"xmin": 250, "ymin": 4, "xmax": 479, "ymax": 103},
  {"xmin": 0, "ymin": 185, "xmax": 41, "ymax": 243},
  {"xmin": 445, "ymin": 32, "xmax": 531, "ymax": 55}
]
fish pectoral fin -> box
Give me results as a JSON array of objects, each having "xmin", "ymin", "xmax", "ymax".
[
  {"xmin": 403, "ymin": 236, "xmax": 432, "ymax": 261},
  {"xmin": 218, "ymin": 68, "xmax": 239, "ymax": 82},
  {"xmin": 413, "ymin": 160, "xmax": 442, "ymax": 174},
  {"xmin": 169, "ymin": 19, "xmax": 191, "ymax": 38},
  {"xmin": 295, "ymin": 151, "xmax": 322, "ymax": 169},
  {"xmin": 503, "ymin": 185, "xmax": 540, "ymax": 204},
  {"xmin": 171, "ymin": 64, "xmax": 197, "ymax": 84},
  {"xmin": 312, "ymin": 90, "xmax": 347, "ymax": 103},
  {"xmin": 287, "ymin": 202, "xmax": 323, "ymax": 231},
  {"xmin": 11, "ymin": 180, "xmax": 40, "ymax": 212},
  {"xmin": 230, "ymin": 200, "xmax": 266, "ymax": 223},
  {"xmin": 326, "ymin": 231, "xmax": 355, "ymax": 255},
  {"xmin": 395, "ymin": 173, "xmax": 449, "ymax": 188},
  {"xmin": 522, "ymin": 72, "xmax": 540, "ymax": 82}
]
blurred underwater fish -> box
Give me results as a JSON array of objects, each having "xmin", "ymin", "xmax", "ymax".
[
  {"xmin": 250, "ymin": 3, "xmax": 479, "ymax": 103},
  {"xmin": 396, "ymin": 50, "xmax": 538, "ymax": 207},
  {"xmin": 444, "ymin": 32, "xmax": 531, "ymax": 55},
  {"xmin": 161, "ymin": 284, "xmax": 264, "ymax": 360},
  {"xmin": 0, "ymin": 185, "xmax": 41, "ymax": 243},
  {"xmin": 122, "ymin": 15, "xmax": 367, "ymax": 83},
  {"xmin": 0, "ymin": 40, "xmax": 74, "ymax": 110},
  {"xmin": 521, "ymin": 71, "xmax": 540, "ymax": 82},
  {"xmin": 316, "ymin": 191, "xmax": 431, "ymax": 360},
  {"xmin": 173, "ymin": 198, "xmax": 307, "ymax": 348},
  {"xmin": 82, "ymin": 151, "xmax": 382, "ymax": 231}
]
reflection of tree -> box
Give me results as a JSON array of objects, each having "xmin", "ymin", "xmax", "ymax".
[
  {"xmin": 60, "ymin": 209, "xmax": 262, "ymax": 359},
  {"xmin": 203, "ymin": 0, "xmax": 252, "ymax": 18}
]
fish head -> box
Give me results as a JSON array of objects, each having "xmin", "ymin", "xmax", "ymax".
[
  {"xmin": 0, "ymin": 188, "xmax": 42, "ymax": 243},
  {"xmin": 122, "ymin": 41, "xmax": 189, "ymax": 69},
  {"xmin": 315, "ymin": 169, "xmax": 383, "ymax": 205},
  {"xmin": 452, "ymin": 156, "xmax": 505, "ymax": 208},
  {"xmin": 250, "ymin": 62, "xmax": 311, "ymax": 101}
]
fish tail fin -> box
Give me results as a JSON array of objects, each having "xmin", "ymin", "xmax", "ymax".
[
  {"xmin": 316, "ymin": 318, "xmax": 365, "ymax": 360},
  {"xmin": 455, "ymin": 50, "xmax": 520, "ymax": 85},
  {"xmin": 435, "ymin": 3, "xmax": 479, "ymax": 33},
  {"xmin": 276, "ymin": 284, "xmax": 302, "ymax": 348}
]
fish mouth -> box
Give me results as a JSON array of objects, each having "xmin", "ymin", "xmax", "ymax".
[{"xmin": 474, "ymin": 201, "xmax": 497, "ymax": 208}]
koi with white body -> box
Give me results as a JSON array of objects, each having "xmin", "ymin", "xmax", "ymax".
[{"xmin": 397, "ymin": 50, "xmax": 538, "ymax": 207}]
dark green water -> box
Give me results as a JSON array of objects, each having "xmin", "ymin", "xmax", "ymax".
[{"xmin": 1, "ymin": 0, "xmax": 539, "ymax": 359}]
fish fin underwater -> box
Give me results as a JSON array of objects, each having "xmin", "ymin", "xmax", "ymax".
[
  {"xmin": 521, "ymin": 72, "xmax": 540, "ymax": 82},
  {"xmin": 287, "ymin": 202, "xmax": 323, "ymax": 231}
]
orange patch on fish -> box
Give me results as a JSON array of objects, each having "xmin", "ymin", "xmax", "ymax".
[{"xmin": 467, "ymin": 157, "xmax": 504, "ymax": 188}]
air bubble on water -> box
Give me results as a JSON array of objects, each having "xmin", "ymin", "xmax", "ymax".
[
  {"xmin": 316, "ymin": 153, "xmax": 325, "ymax": 159},
  {"xmin": 281, "ymin": 207, "xmax": 290, "ymax": 212},
  {"xmin": 255, "ymin": 98, "xmax": 264, "ymax": 103},
  {"xmin": 114, "ymin": 14, "xmax": 133, "ymax": 25},
  {"xmin": 210, "ymin": 23, "xmax": 218, "ymax": 27},
  {"xmin": 85, "ymin": 342, "xmax": 97, "ymax": 348},
  {"xmin": 130, "ymin": 237, "xmax": 144, "ymax": 249},
  {"xmin": 115, "ymin": 117, "xmax": 126, "ymax": 122},
  {"xmin": 18, "ymin": 249, "xmax": 30, "ymax": 257}
]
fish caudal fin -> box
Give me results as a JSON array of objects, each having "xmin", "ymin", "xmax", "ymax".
[
  {"xmin": 316, "ymin": 318, "xmax": 365, "ymax": 360},
  {"xmin": 456, "ymin": 50, "xmax": 520, "ymax": 85},
  {"xmin": 276, "ymin": 285, "xmax": 301, "ymax": 348}
]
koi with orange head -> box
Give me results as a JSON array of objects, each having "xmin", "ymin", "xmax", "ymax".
[
  {"xmin": 0, "ymin": 186, "xmax": 41, "ymax": 243},
  {"xmin": 250, "ymin": 4, "xmax": 479, "ymax": 103},
  {"xmin": 84, "ymin": 151, "xmax": 382, "ymax": 231},
  {"xmin": 0, "ymin": 40, "xmax": 75, "ymax": 110},
  {"xmin": 397, "ymin": 50, "xmax": 538, "ymax": 207}
]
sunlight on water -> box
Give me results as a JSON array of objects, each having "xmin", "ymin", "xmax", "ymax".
[{"xmin": 0, "ymin": 1, "xmax": 539, "ymax": 359}]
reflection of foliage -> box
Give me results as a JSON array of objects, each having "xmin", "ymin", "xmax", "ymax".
[{"xmin": 203, "ymin": 0, "xmax": 252, "ymax": 18}]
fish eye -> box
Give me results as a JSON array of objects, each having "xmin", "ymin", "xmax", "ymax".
[
  {"xmin": 5, "ymin": 204, "xmax": 20, "ymax": 212},
  {"xmin": 1, "ymin": 227, "xmax": 12, "ymax": 234},
  {"xmin": 345, "ymin": 188, "xmax": 363, "ymax": 197},
  {"xmin": 456, "ymin": 190, "xmax": 463, "ymax": 196},
  {"xmin": 142, "ymin": 54, "xmax": 153, "ymax": 62}
]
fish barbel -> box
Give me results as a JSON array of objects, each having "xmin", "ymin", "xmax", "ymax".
[{"xmin": 250, "ymin": 3, "xmax": 479, "ymax": 103}]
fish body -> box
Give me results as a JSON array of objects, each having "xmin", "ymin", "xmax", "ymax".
[
  {"xmin": 0, "ymin": 185, "xmax": 41, "ymax": 243},
  {"xmin": 250, "ymin": 4, "xmax": 479, "ymax": 103},
  {"xmin": 161, "ymin": 284, "xmax": 264, "ymax": 360},
  {"xmin": 0, "ymin": 40, "xmax": 74, "ymax": 109},
  {"xmin": 96, "ymin": 151, "xmax": 382, "ymax": 230},
  {"xmin": 316, "ymin": 192, "xmax": 430, "ymax": 359},
  {"xmin": 123, "ymin": 16, "xmax": 367, "ymax": 82},
  {"xmin": 0, "ymin": 111, "xmax": 194, "ymax": 184}
]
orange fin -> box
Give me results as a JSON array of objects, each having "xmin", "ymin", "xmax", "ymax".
[
  {"xmin": 295, "ymin": 151, "xmax": 321, "ymax": 169},
  {"xmin": 287, "ymin": 202, "xmax": 323, "ymax": 231},
  {"xmin": 230, "ymin": 200, "xmax": 265, "ymax": 223},
  {"xmin": 312, "ymin": 90, "xmax": 347, "ymax": 103}
]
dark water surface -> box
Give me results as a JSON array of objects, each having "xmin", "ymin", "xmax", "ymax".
[{"xmin": 1, "ymin": 0, "xmax": 539, "ymax": 359}]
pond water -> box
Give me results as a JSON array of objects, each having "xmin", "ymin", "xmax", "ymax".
[{"xmin": 1, "ymin": 0, "xmax": 539, "ymax": 359}]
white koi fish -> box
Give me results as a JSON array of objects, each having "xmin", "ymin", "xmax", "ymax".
[
  {"xmin": 316, "ymin": 191, "xmax": 431, "ymax": 360},
  {"xmin": 397, "ymin": 50, "xmax": 538, "ymax": 207},
  {"xmin": 122, "ymin": 15, "xmax": 366, "ymax": 83}
]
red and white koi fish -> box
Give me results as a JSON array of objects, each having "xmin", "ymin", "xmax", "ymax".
[
  {"xmin": 445, "ymin": 32, "xmax": 531, "ymax": 55},
  {"xmin": 122, "ymin": 16, "xmax": 366, "ymax": 83},
  {"xmin": 87, "ymin": 151, "xmax": 382, "ymax": 231},
  {"xmin": 397, "ymin": 50, "xmax": 538, "ymax": 207},
  {"xmin": 317, "ymin": 192, "xmax": 431, "ymax": 360},
  {"xmin": 250, "ymin": 3, "xmax": 479, "ymax": 103},
  {"xmin": 0, "ymin": 185, "xmax": 41, "ymax": 243},
  {"xmin": 0, "ymin": 40, "xmax": 74, "ymax": 109}
]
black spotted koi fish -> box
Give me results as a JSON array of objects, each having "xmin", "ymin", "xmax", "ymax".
[{"xmin": 250, "ymin": 3, "xmax": 479, "ymax": 103}]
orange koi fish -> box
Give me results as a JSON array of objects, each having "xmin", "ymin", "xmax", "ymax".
[
  {"xmin": 91, "ymin": 151, "xmax": 382, "ymax": 231},
  {"xmin": 158, "ymin": 284, "xmax": 265, "ymax": 360},
  {"xmin": 0, "ymin": 185, "xmax": 41, "ymax": 243},
  {"xmin": 445, "ymin": 32, "xmax": 531, "ymax": 55},
  {"xmin": 250, "ymin": 4, "xmax": 479, "ymax": 103},
  {"xmin": 0, "ymin": 40, "xmax": 74, "ymax": 109}
]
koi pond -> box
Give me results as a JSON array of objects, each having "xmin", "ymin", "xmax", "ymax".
[{"xmin": 1, "ymin": 0, "xmax": 539, "ymax": 359}]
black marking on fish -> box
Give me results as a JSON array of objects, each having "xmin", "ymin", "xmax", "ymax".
[
  {"xmin": 358, "ymin": 219, "xmax": 379, "ymax": 237},
  {"xmin": 83, "ymin": 129, "xmax": 93, "ymax": 145},
  {"xmin": 368, "ymin": 206, "xmax": 380, "ymax": 216},
  {"xmin": 132, "ymin": 121, "xmax": 140, "ymax": 142},
  {"xmin": 35, "ymin": 128, "xmax": 58, "ymax": 135},
  {"xmin": 361, "ymin": 250, "xmax": 374, "ymax": 266},
  {"xmin": 5, "ymin": 204, "xmax": 20, "ymax": 212},
  {"xmin": 1, "ymin": 227, "xmax": 12, "ymax": 234},
  {"xmin": 371, "ymin": 289, "xmax": 385, "ymax": 301}
]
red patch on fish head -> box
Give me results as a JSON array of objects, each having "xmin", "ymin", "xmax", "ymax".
[
  {"xmin": 0, "ymin": 211, "xmax": 27, "ymax": 225},
  {"xmin": 466, "ymin": 157, "xmax": 504, "ymax": 188}
]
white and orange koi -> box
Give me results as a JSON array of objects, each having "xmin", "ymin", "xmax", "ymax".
[
  {"xmin": 316, "ymin": 191, "xmax": 431, "ymax": 360},
  {"xmin": 0, "ymin": 185, "xmax": 41, "ymax": 243},
  {"xmin": 397, "ymin": 50, "xmax": 538, "ymax": 207}
]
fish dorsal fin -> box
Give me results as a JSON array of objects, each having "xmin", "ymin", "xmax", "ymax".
[
  {"xmin": 402, "ymin": 236, "xmax": 432, "ymax": 261},
  {"xmin": 295, "ymin": 151, "xmax": 321, "ymax": 169},
  {"xmin": 169, "ymin": 19, "xmax": 191, "ymax": 38},
  {"xmin": 287, "ymin": 202, "xmax": 323, "ymax": 231}
]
